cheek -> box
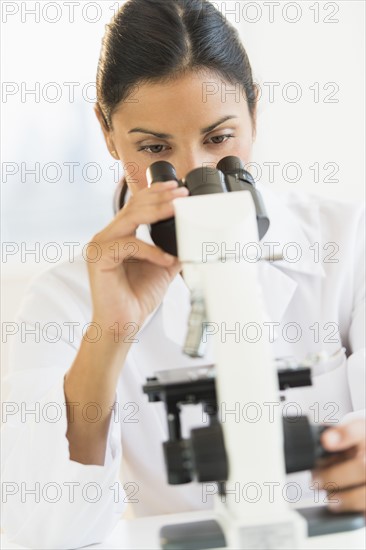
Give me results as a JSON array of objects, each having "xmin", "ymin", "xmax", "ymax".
[
  {"xmin": 242, "ymin": 143, "xmax": 254, "ymax": 164},
  {"xmin": 228, "ymin": 137, "xmax": 253, "ymax": 165},
  {"xmin": 121, "ymin": 155, "xmax": 149, "ymax": 193}
]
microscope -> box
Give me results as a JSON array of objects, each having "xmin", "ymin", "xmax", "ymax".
[{"xmin": 142, "ymin": 157, "xmax": 365, "ymax": 549}]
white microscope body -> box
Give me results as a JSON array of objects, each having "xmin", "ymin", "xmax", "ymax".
[{"xmin": 172, "ymin": 189, "xmax": 364, "ymax": 549}]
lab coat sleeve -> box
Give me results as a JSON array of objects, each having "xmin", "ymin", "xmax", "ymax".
[
  {"xmin": 344, "ymin": 206, "xmax": 366, "ymax": 420},
  {"xmin": 1, "ymin": 268, "xmax": 126, "ymax": 549}
]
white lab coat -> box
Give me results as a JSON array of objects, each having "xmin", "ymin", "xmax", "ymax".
[{"xmin": 2, "ymin": 183, "xmax": 365, "ymax": 549}]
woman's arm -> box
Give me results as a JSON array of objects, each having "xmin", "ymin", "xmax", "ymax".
[
  {"xmin": 64, "ymin": 322, "xmax": 132, "ymax": 465},
  {"xmin": 63, "ymin": 181, "xmax": 187, "ymax": 466},
  {"xmin": 2, "ymin": 182, "xmax": 186, "ymax": 548}
]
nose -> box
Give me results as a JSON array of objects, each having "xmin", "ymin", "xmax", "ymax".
[{"xmin": 174, "ymin": 152, "xmax": 215, "ymax": 181}]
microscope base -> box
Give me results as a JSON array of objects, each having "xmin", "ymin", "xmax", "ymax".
[{"xmin": 160, "ymin": 506, "xmax": 365, "ymax": 550}]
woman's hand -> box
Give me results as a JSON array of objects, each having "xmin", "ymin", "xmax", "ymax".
[
  {"xmin": 312, "ymin": 419, "xmax": 366, "ymax": 514},
  {"xmin": 86, "ymin": 180, "xmax": 189, "ymax": 336},
  {"xmin": 65, "ymin": 181, "xmax": 190, "ymax": 465}
]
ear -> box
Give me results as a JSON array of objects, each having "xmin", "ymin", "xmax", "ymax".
[{"xmin": 94, "ymin": 103, "xmax": 119, "ymax": 159}]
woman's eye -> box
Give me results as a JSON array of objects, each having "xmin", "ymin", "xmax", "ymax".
[
  {"xmin": 138, "ymin": 134, "xmax": 234, "ymax": 154},
  {"xmin": 207, "ymin": 134, "xmax": 234, "ymax": 145},
  {"xmin": 138, "ymin": 144, "xmax": 168, "ymax": 154}
]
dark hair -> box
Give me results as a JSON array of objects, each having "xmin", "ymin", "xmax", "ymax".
[{"xmin": 96, "ymin": 0, "xmax": 257, "ymax": 210}]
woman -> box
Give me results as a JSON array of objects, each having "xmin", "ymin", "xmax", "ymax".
[{"xmin": 2, "ymin": 0, "xmax": 365, "ymax": 548}]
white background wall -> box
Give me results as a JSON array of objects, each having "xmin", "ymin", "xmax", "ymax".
[
  {"xmin": 1, "ymin": 0, "xmax": 365, "ymax": 371},
  {"xmin": 233, "ymin": 0, "xmax": 365, "ymax": 199}
]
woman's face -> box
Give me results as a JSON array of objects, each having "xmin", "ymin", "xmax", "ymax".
[{"xmin": 97, "ymin": 71, "xmax": 256, "ymax": 194}]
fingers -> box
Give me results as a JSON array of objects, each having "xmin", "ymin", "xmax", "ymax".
[
  {"xmin": 327, "ymin": 484, "xmax": 366, "ymax": 514},
  {"xmin": 87, "ymin": 180, "xmax": 189, "ymax": 271},
  {"xmin": 86, "ymin": 237, "xmax": 178, "ymax": 270},
  {"xmin": 113, "ymin": 181, "xmax": 189, "ymax": 235},
  {"xmin": 313, "ymin": 450, "xmax": 366, "ymax": 490},
  {"xmin": 146, "ymin": 180, "xmax": 180, "ymax": 193},
  {"xmin": 132, "ymin": 181, "xmax": 187, "ymax": 203},
  {"xmin": 321, "ymin": 419, "xmax": 366, "ymax": 452},
  {"xmin": 313, "ymin": 420, "xmax": 366, "ymax": 514}
]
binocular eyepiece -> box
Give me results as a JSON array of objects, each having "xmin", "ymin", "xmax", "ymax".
[{"xmin": 146, "ymin": 156, "xmax": 270, "ymax": 256}]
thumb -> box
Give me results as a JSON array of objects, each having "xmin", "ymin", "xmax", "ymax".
[{"xmin": 321, "ymin": 419, "xmax": 366, "ymax": 452}]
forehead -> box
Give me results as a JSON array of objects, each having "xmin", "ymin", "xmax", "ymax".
[{"xmin": 111, "ymin": 71, "xmax": 251, "ymax": 132}]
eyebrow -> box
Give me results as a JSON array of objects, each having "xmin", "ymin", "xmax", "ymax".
[{"xmin": 128, "ymin": 115, "xmax": 238, "ymax": 139}]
